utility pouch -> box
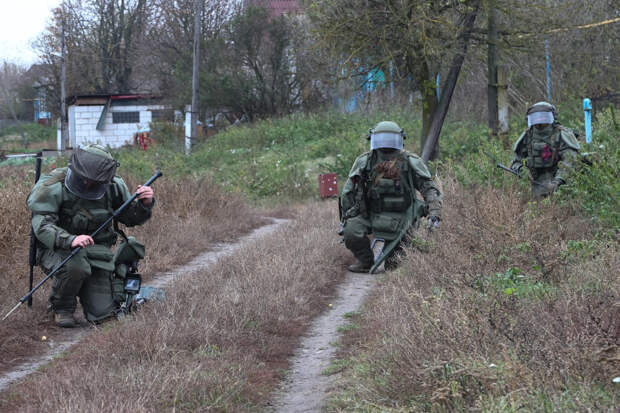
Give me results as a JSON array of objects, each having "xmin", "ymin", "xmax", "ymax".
[
  {"xmin": 374, "ymin": 178, "xmax": 398, "ymax": 195},
  {"xmin": 382, "ymin": 196, "xmax": 407, "ymax": 212},
  {"xmin": 531, "ymin": 142, "xmax": 554, "ymax": 168},
  {"xmin": 84, "ymin": 244, "xmax": 115, "ymax": 271},
  {"xmin": 111, "ymin": 276, "xmax": 126, "ymax": 304},
  {"xmin": 70, "ymin": 213, "xmax": 90, "ymax": 233},
  {"xmin": 371, "ymin": 213, "xmax": 402, "ymax": 240},
  {"xmin": 88, "ymin": 208, "xmax": 112, "ymax": 230},
  {"xmin": 113, "ymin": 236, "xmax": 145, "ymax": 278}
]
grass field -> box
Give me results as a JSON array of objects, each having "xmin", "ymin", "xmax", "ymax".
[{"xmin": 1, "ymin": 105, "xmax": 617, "ymax": 411}]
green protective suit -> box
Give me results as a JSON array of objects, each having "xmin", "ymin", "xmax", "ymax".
[
  {"xmin": 340, "ymin": 149, "xmax": 442, "ymax": 267},
  {"xmin": 511, "ymin": 123, "xmax": 580, "ymax": 199},
  {"xmin": 26, "ymin": 167, "xmax": 153, "ymax": 321}
]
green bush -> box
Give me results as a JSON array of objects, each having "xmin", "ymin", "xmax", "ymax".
[
  {"xmin": 557, "ymin": 107, "xmax": 619, "ymax": 229},
  {"xmin": 0, "ymin": 122, "xmax": 56, "ymax": 144},
  {"xmin": 109, "ymin": 105, "xmax": 618, "ymax": 231}
]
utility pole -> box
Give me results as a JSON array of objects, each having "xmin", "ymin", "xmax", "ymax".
[
  {"xmin": 544, "ymin": 39, "xmax": 552, "ymax": 102},
  {"xmin": 60, "ymin": 4, "xmax": 68, "ymax": 150},
  {"xmin": 487, "ymin": 0, "xmax": 499, "ymax": 135},
  {"xmin": 188, "ymin": 0, "xmax": 201, "ymax": 155}
]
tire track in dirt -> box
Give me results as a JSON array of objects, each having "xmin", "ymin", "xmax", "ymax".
[
  {"xmin": 0, "ymin": 218, "xmax": 289, "ymax": 393},
  {"xmin": 269, "ymin": 271, "xmax": 377, "ymax": 413}
]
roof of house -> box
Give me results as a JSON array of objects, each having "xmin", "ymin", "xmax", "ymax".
[
  {"xmin": 246, "ymin": 0, "xmax": 300, "ymax": 16},
  {"xmin": 68, "ymin": 94, "xmax": 162, "ymax": 106}
]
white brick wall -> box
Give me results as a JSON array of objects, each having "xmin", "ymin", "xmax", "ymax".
[{"xmin": 69, "ymin": 104, "xmax": 168, "ymax": 148}]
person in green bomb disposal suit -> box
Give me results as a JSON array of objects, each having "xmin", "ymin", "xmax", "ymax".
[
  {"xmin": 27, "ymin": 144, "xmax": 154, "ymax": 327},
  {"xmin": 511, "ymin": 101, "xmax": 581, "ymax": 199},
  {"xmin": 340, "ymin": 121, "xmax": 442, "ymax": 273}
]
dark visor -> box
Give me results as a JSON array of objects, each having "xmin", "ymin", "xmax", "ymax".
[{"xmin": 65, "ymin": 168, "xmax": 109, "ymax": 200}]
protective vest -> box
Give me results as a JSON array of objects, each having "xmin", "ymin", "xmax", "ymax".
[
  {"xmin": 514, "ymin": 125, "xmax": 580, "ymax": 170},
  {"xmin": 361, "ymin": 151, "xmax": 427, "ymax": 240},
  {"xmin": 364, "ymin": 151, "xmax": 413, "ymax": 214},
  {"xmin": 31, "ymin": 168, "xmax": 119, "ymax": 246}
]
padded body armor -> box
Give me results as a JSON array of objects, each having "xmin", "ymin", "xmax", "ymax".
[{"xmin": 512, "ymin": 125, "xmax": 580, "ymax": 172}]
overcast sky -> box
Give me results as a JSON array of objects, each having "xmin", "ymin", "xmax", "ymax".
[{"xmin": 0, "ymin": 0, "xmax": 62, "ymax": 66}]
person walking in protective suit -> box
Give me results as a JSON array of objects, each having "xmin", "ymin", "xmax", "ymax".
[
  {"xmin": 340, "ymin": 121, "xmax": 442, "ymax": 273},
  {"xmin": 511, "ymin": 102, "xmax": 581, "ymax": 199},
  {"xmin": 27, "ymin": 144, "xmax": 154, "ymax": 327}
]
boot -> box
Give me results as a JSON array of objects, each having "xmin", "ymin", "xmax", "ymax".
[
  {"xmin": 348, "ymin": 259, "xmax": 372, "ymax": 273},
  {"xmin": 54, "ymin": 311, "xmax": 76, "ymax": 328}
]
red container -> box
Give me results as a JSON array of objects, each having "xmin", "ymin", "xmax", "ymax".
[{"xmin": 318, "ymin": 173, "xmax": 338, "ymax": 198}]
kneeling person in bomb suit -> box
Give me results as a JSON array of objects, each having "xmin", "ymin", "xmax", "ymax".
[
  {"xmin": 27, "ymin": 144, "xmax": 154, "ymax": 327},
  {"xmin": 340, "ymin": 121, "xmax": 442, "ymax": 273}
]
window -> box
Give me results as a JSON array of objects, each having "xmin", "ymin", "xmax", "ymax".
[
  {"xmin": 151, "ymin": 109, "xmax": 174, "ymax": 122},
  {"xmin": 112, "ymin": 111, "xmax": 140, "ymax": 124}
]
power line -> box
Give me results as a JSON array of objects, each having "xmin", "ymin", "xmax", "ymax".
[{"xmin": 517, "ymin": 16, "xmax": 620, "ymax": 38}]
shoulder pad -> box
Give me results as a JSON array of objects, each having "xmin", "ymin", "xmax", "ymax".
[
  {"xmin": 558, "ymin": 126, "xmax": 580, "ymax": 151},
  {"xmin": 348, "ymin": 152, "xmax": 370, "ymax": 178},
  {"xmin": 407, "ymin": 153, "xmax": 431, "ymax": 179},
  {"xmin": 27, "ymin": 168, "xmax": 67, "ymax": 213},
  {"xmin": 512, "ymin": 130, "xmax": 527, "ymax": 152},
  {"xmin": 111, "ymin": 175, "xmax": 126, "ymax": 187},
  {"xmin": 109, "ymin": 175, "xmax": 128, "ymax": 200}
]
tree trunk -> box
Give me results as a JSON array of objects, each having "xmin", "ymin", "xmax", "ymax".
[
  {"xmin": 421, "ymin": 2, "xmax": 480, "ymax": 162},
  {"xmin": 417, "ymin": 62, "xmax": 438, "ymax": 157},
  {"xmin": 420, "ymin": 80, "xmax": 438, "ymax": 156}
]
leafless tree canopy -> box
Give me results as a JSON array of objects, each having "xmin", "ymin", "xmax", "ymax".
[{"xmin": 8, "ymin": 0, "xmax": 616, "ymax": 123}]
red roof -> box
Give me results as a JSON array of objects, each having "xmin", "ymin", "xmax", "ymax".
[{"xmin": 246, "ymin": 0, "xmax": 300, "ymax": 16}]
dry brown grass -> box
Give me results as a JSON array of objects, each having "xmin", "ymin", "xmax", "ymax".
[
  {"xmin": 329, "ymin": 177, "xmax": 619, "ymax": 411},
  {"xmin": 0, "ymin": 164, "xmax": 265, "ymax": 375},
  {"xmin": 1, "ymin": 198, "xmax": 349, "ymax": 412}
]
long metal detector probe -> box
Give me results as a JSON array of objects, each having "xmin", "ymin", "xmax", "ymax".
[
  {"xmin": 484, "ymin": 152, "xmax": 545, "ymax": 187},
  {"xmin": 2, "ymin": 169, "xmax": 163, "ymax": 321}
]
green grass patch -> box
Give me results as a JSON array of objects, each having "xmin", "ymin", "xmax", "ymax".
[
  {"xmin": 321, "ymin": 358, "xmax": 352, "ymax": 376},
  {"xmin": 473, "ymin": 267, "xmax": 556, "ymax": 299},
  {"xmin": 336, "ymin": 322, "xmax": 360, "ymax": 333}
]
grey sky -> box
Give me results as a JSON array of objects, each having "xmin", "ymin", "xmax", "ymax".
[{"xmin": 0, "ymin": 0, "xmax": 61, "ymax": 66}]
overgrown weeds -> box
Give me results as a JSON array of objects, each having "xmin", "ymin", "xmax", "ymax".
[
  {"xmin": 0, "ymin": 162, "xmax": 265, "ymax": 375},
  {"xmin": 327, "ymin": 177, "xmax": 618, "ymax": 412},
  {"xmin": 1, "ymin": 201, "xmax": 348, "ymax": 412}
]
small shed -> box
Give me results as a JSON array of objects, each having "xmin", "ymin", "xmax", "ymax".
[{"xmin": 67, "ymin": 94, "xmax": 173, "ymax": 148}]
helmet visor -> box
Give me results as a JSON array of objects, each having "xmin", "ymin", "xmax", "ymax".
[
  {"xmin": 65, "ymin": 168, "xmax": 109, "ymax": 200},
  {"xmin": 370, "ymin": 132, "xmax": 403, "ymax": 150},
  {"xmin": 527, "ymin": 111, "xmax": 554, "ymax": 128}
]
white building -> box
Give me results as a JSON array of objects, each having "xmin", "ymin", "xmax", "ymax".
[{"xmin": 67, "ymin": 94, "xmax": 173, "ymax": 148}]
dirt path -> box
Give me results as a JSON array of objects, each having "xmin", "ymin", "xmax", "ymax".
[
  {"xmin": 0, "ymin": 218, "xmax": 288, "ymax": 393},
  {"xmin": 269, "ymin": 270, "xmax": 377, "ymax": 413}
]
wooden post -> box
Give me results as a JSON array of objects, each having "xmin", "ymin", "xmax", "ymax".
[
  {"xmin": 487, "ymin": 1, "xmax": 498, "ymax": 135},
  {"xmin": 60, "ymin": 6, "xmax": 68, "ymax": 150},
  {"xmin": 497, "ymin": 65, "xmax": 509, "ymax": 136},
  {"xmin": 189, "ymin": 0, "xmax": 201, "ymax": 155}
]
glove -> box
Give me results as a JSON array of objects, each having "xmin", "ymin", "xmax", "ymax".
[
  {"xmin": 511, "ymin": 163, "xmax": 523, "ymax": 177},
  {"xmin": 427, "ymin": 216, "xmax": 440, "ymax": 232},
  {"xmin": 549, "ymin": 178, "xmax": 563, "ymax": 193}
]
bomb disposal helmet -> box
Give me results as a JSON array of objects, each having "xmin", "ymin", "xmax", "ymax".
[
  {"xmin": 526, "ymin": 101, "xmax": 558, "ymax": 128},
  {"xmin": 65, "ymin": 144, "xmax": 119, "ymax": 200},
  {"xmin": 368, "ymin": 121, "xmax": 406, "ymax": 150}
]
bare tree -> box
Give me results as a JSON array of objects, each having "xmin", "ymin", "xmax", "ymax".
[
  {"xmin": 0, "ymin": 62, "xmax": 29, "ymax": 146},
  {"xmin": 309, "ymin": 0, "xmax": 482, "ymax": 158}
]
